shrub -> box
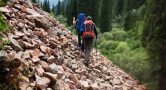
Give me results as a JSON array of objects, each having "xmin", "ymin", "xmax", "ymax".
[
  {"xmin": 115, "ymin": 42, "xmax": 130, "ymax": 53},
  {"xmin": 55, "ymin": 15, "xmax": 67, "ymax": 23},
  {"xmin": 111, "ymin": 28, "xmax": 127, "ymax": 41}
]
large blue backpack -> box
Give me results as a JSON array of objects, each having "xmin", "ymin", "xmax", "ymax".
[{"xmin": 76, "ymin": 13, "xmax": 85, "ymax": 31}]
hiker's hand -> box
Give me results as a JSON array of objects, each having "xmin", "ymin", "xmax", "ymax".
[{"xmin": 96, "ymin": 37, "xmax": 98, "ymax": 39}]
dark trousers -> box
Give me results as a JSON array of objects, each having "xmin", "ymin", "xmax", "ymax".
[
  {"xmin": 83, "ymin": 39, "xmax": 92, "ymax": 62},
  {"xmin": 77, "ymin": 29, "xmax": 81, "ymax": 47}
]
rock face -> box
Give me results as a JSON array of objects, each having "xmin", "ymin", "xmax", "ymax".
[{"xmin": 0, "ymin": 0, "xmax": 147, "ymax": 90}]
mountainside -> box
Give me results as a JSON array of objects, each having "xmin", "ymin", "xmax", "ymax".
[{"xmin": 0, "ymin": 0, "xmax": 146, "ymax": 89}]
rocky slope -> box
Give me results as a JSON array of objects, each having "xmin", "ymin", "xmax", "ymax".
[{"xmin": 0, "ymin": 0, "xmax": 147, "ymax": 90}]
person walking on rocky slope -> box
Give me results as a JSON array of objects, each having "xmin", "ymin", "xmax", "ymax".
[{"xmin": 80, "ymin": 16, "xmax": 98, "ymax": 66}]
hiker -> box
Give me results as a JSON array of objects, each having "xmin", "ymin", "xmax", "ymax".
[
  {"xmin": 73, "ymin": 13, "xmax": 86, "ymax": 47},
  {"xmin": 80, "ymin": 16, "xmax": 98, "ymax": 65}
]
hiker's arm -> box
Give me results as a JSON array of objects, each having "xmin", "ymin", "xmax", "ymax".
[{"xmin": 93, "ymin": 23, "xmax": 98, "ymax": 39}]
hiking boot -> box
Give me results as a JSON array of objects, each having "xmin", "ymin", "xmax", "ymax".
[{"xmin": 84, "ymin": 60, "xmax": 90, "ymax": 66}]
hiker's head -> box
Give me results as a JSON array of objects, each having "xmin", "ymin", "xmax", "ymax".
[{"xmin": 87, "ymin": 16, "xmax": 92, "ymax": 20}]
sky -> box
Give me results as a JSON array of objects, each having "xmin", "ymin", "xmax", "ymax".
[{"xmin": 40, "ymin": 0, "xmax": 64, "ymax": 8}]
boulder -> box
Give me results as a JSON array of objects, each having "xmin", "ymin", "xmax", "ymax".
[
  {"xmin": 8, "ymin": 35, "xmax": 23, "ymax": 51},
  {"xmin": 35, "ymin": 75, "xmax": 50, "ymax": 89},
  {"xmin": 36, "ymin": 68, "xmax": 44, "ymax": 77},
  {"xmin": 31, "ymin": 56, "xmax": 40, "ymax": 63},
  {"xmin": 0, "ymin": 7, "xmax": 10, "ymax": 13},
  {"xmin": 47, "ymin": 55, "xmax": 57, "ymax": 64},
  {"xmin": 35, "ymin": 17, "xmax": 50, "ymax": 31},
  {"xmin": 45, "ymin": 63, "xmax": 58, "ymax": 74},
  {"xmin": 89, "ymin": 83, "xmax": 101, "ymax": 90},
  {"xmin": 80, "ymin": 81, "xmax": 89, "ymax": 90},
  {"xmin": 43, "ymin": 72, "xmax": 58, "ymax": 85}
]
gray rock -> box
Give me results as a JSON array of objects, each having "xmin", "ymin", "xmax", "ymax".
[
  {"xmin": 8, "ymin": 35, "xmax": 23, "ymax": 51},
  {"xmin": 56, "ymin": 30, "xmax": 63, "ymax": 36}
]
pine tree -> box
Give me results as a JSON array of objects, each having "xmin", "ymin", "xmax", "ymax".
[
  {"xmin": 52, "ymin": 4, "xmax": 55, "ymax": 14},
  {"xmin": 71, "ymin": 0, "xmax": 78, "ymax": 19},
  {"xmin": 91, "ymin": 0, "xmax": 99, "ymax": 25},
  {"xmin": 67, "ymin": 0, "xmax": 72, "ymax": 25},
  {"xmin": 141, "ymin": 0, "xmax": 166, "ymax": 89},
  {"xmin": 56, "ymin": 0, "xmax": 61, "ymax": 16},
  {"xmin": 47, "ymin": 0, "xmax": 51, "ymax": 13},
  {"xmin": 99, "ymin": 0, "xmax": 111, "ymax": 33},
  {"xmin": 61, "ymin": 3, "xmax": 65, "ymax": 15},
  {"xmin": 65, "ymin": 0, "xmax": 70, "ymax": 17},
  {"xmin": 78, "ymin": 0, "xmax": 85, "ymax": 14},
  {"xmin": 40, "ymin": 2, "xmax": 43, "ymax": 9},
  {"xmin": 83, "ymin": 0, "xmax": 92, "ymax": 16},
  {"xmin": 115, "ymin": 0, "xmax": 124, "ymax": 16},
  {"xmin": 42, "ymin": 0, "xmax": 47, "ymax": 11}
]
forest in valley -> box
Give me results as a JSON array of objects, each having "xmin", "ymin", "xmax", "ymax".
[{"xmin": 0, "ymin": 0, "xmax": 166, "ymax": 89}]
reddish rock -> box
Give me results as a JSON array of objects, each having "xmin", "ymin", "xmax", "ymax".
[
  {"xmin": 47, "ymin": 55, "xmax": 57, "ymax": 64},
  {"xmin": 27, "ymin": 21, "xmax": 35, "ymax": 30},
  {"xmin": 60, "ymin": 38, "xmax": 68, "ymax": 48},
  {"xmin": 113, "ymin": 78, "xmax": 121, "ymax": 85},
  {"xmin": 69, "ymin": 74, "xmax": 79, "ymax": 83},
  {"xmin": 40, "ymin": 45, "xmax": 47, "ymax": 53},
  {"xmin": 89, "ymin": 83, "xmax": 101, "ymax": 90},
  {"xmin": 58, "ymin": 24, "xmax": 65, "ymax": 29},
  {"xmin": 21, "ymin": 51, "xmax": 30, "ymax": 60},
  {"xmin": 31, "ymin": 56, "xmax": 40, "ymax": 63},
  {"xmin": 43, "ymin": 72, "xmax": 58, "ymax": 85},
  {"xmin": 17, "ymin": 22, "xmax": 24, "ymax": 29},
  {"xmin": 75, "ymin": 69, "xmax": 87, "ymax": 75},
  {"xmin": 67, "ymin": 81, "xmax": 76, "ymax": 89},
  {"xmin": 57, "ymin": 71, "xmax": 64, "ymax": 79},
  {"xmin": 36, "ymin": 68, "xmax": 44, "ymax": 77},
  {"xmin": 66, "ymin": 34, "xmax": 71, "ymax": 39},
  {"xmin": 21, "ymin": 35, "xmax": 28, "ymax": 41},
  {"xmin": 20, "ymin": 13, "xmax": 26, "ymax": 19},
  {"xmin": 27, "ymin": 49, "xmax": 40, "ymax": 57},
  {"xmin": 104, "ymin": 76, "xmax": 113, "ymax": 81},
  {"xmin": 26, "ymin": 15, "xmax": 35, "ymax": 23},
  {"xmin": 50, "ymin": 48, "xmax": 58, "ymax": 57},
  {"xmin": 80, "ymin": 81, "xmax": 89, "ymax": 90},
  {"xmin": 21, "ymin": 6, "xmax": 27, "ymax": 12},
  {"xmin": 13, "ymin": 31, "xmax": 24, "ymax": 37},
  {"xmin": 76, "ymin": 82, "xmax": 81, "ymax": 89},
  {"xmin": 35, "ymin": 17, "xmax": 50, "ymax": 31},
  {"xmin": 35, "ymin": 76, "xmax": 50, "ymax": 89},
  {"xmin": 39, "ymin": 61, "xmax": 48, "ymax": 69}
]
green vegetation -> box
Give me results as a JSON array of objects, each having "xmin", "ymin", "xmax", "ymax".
[
  {"xmin": 56, "ymin": 0, "xmax": 61, "ymax": 16},
  {"xmin": 99, "ymin": 0, "xmax": 111, "ymax": 33}
]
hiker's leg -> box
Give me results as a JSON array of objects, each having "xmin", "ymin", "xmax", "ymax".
[
  {"xmin": 84, "ymin": 40, "xmax": 88, "ymax": 61},
  {"xmin": 78, "ymin": 33, "xmax": 81, "ymax": 47},
  {"xmin": 86, "ymin": 40, "xmax": 92, "ymax": 62},
  {"xmin": 81, "ymin": 38, "xmax": 84, "ymax": 52}
]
